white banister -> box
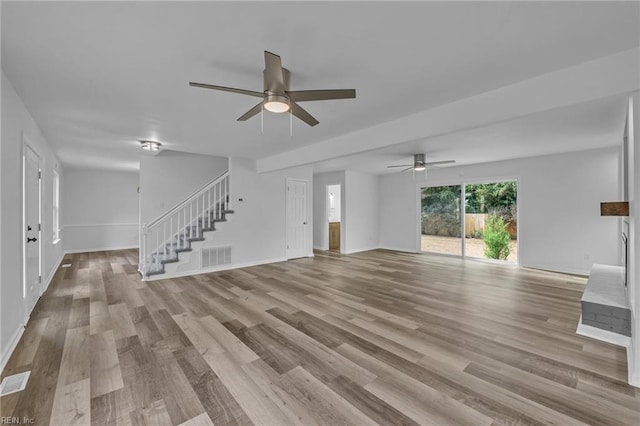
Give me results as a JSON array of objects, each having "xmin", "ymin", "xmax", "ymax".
[{"xmin": 140, "ymin": 170, "xmax": 230, "ymax": 277}]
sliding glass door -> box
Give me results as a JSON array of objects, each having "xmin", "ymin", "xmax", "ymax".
[
  {"xmin": 420, "ymin": 185, "xmax": 462, "ymax": 256},
  {"xmin": 421, "ymin": 181, "xmax": 518, "ymax": 263}
]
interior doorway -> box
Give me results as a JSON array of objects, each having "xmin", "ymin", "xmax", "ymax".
[
  {"xmin": 23, "ymin": 140, "xmax": 42, "ymax": 320},
  {"xmin": 327, "ymin": 184, "xmax": 341, "ymax": 251}
]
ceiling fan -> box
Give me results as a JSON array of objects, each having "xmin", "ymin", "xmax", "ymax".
[
  {"xmin": 189, "ymin": 51, "xmax": 356, "ymax": 126},
  {"xmin": 387, "ymin": 154, "xmax": 456, "ymax": 172}
]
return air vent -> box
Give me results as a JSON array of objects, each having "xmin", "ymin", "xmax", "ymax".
[
  {"xmin": 0, "ymin": 371, "xmax": 30, "ymax": 396},
  {"xmin": 201, "ymin": 246, "xmax": 231, "ymax": 268}
]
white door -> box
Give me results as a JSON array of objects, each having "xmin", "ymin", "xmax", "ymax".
[
  {"xmin": 286, "ymin": 179, "xmax": 308, "ymax": 259},
  {"xmin": 23, "ymin": 143, "xmax": 41, "ymax": 317}
]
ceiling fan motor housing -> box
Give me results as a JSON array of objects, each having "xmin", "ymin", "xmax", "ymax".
[
  {"xmin": 264, "ymin": 67, "xmax": 290, "ymax": 92},
  {"xmin": 414, "ymin": 153, "xmax": 425, "ymax": 167}
]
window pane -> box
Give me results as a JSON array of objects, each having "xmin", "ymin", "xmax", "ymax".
[
  {"xmin": 464, "ymin": 181, "xmax": 517, "ymax": 262},
  {"xmin": 421, "ymin": 185, "xmax": 462, "ymax": 256}
]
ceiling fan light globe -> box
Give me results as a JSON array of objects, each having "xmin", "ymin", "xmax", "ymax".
[
  {"xmin": 264, "ymin": 94, "xmax": 290, "ymax": 113},
  {"xmin": 140, "ymin": 140, "xmax": 162, "ymax": 151},
  {"xmin": 414, "ymin": 165, "xmax": 426, "ymax": 171}
]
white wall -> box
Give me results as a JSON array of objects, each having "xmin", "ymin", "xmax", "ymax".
[
  {"xmin": 1, "ymin": 71, "xmax": 65, "ymax": 370},
  {"xmin": 62, "ymin": 168, "xmax": 139, "ymax": 252},
  {"xmin": 344, "ymin": 171, "xmax": 380, "ymax": 254},
  {"xmin": 328, "ymin": 184, "xmax": 341, "ymax": 222},
  {"xmin": 379, "ymin": 147, "xmax": 620, "ymax": 275},
  {"xmin": 313, "ymin": 171, "xmax": 346, "ymax": 251},
  {"xmin": 139, "ymin": 150, "xmax": 228, "ymax": 224},
  {"xmin": 173, "ymin": 157, "xmax": 314, "ymax": 271},
  {"xmin": 627, "ymin": 92, "xmax": 640, "ymax": 387}
]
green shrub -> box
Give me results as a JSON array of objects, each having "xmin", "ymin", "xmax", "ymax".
[{"xmin": 483, "ymin": 215, "xmax": 511, "ymax": 260}]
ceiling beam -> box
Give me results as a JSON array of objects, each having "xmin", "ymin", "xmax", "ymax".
[{"xmin": 256, "ymin": 48, "xmax": 640, "ymax": 173}]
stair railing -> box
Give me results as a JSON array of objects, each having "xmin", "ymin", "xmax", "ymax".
[{"xmin": 140, "ymin": 170, "xmax": 230, "ymax": 276}]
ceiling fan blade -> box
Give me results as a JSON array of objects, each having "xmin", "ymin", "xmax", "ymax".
[
  {"xmin": 386, "ymin": 164, "xmax": 413, "ymax": 168},
  {"xmin": 264, "ymin": 51, "xmax": 285, "ymax": 93},
  {"xmin": 287, "ymin": 89, "xmax": 356, "ymax": 102},
  {"xmin": 189, "ymin": 82, "xmax": 263, "ymax": 98},
  {"xmin": 290, "ymin": 102, "xmax": 319, "ymax": 126},
  {"xmin": 237, "ymin": 102, "xmax": 264, "ymax": 121},
  {"xmin": 424, "ymin": 160, "xmax": 456, "ymax": 166}
]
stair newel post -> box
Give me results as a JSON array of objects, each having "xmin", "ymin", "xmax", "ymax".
[
  {"xmin": 190, "ymin": 202, "xmax": 193, "ymax": 238},
  {"xmin": 170, "ymin": 216, "xmax": 173, "ymax": 257},
  {"xmin": 163, "ymin": 221, "xmax": 167, "ymax": 260},
  {"xmin": 207, "ymin": 187, "xmax": 211, "ymax": 229}
]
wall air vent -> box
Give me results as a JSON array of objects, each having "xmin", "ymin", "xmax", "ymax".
[{"xmin": 201, "ymin": 246, "xmax": 231, "ymax": 268}]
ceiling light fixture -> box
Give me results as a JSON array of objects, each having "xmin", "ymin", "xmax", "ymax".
[
  {"xmin": 263, "ymin": 94, "xmax": 290, "ymax": 113},
  {"xmin": 140, "ymin": 140, "xmax": 162, "ymax": 151}
]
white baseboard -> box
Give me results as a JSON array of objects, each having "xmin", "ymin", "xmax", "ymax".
[
  {"xmin": 144, "ymin": 257, "xmax": 288, "ymax": 281},
  {"xmin": 43, "ymin": 252, "xmax": 65, "ymax": 293},
  {"xmin": 65, "ymin": 245, "xmax": 138, "ymax": 254},
  {"xmin": 343, "ymin": 246, "xmax": 380, "ymax": 255},
  {"xmin": 378, "ymin": 246, "xmax": 420, "ymax": 254},
  {"xmin": 521, "ymin": 262, "xmax": 589, "ymax": 277},
  {"xmin": 0, "ymin": 326, "xmax": 25, "ymax": 375}
]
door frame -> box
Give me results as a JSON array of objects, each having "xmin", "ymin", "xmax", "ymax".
[
  {"xmin": 285, "ymin": 178, "xmax": 310, "ymax": 259},
  {"xmin": 22, "ymin": 134, "xmax": 43, "ymax": 321}
]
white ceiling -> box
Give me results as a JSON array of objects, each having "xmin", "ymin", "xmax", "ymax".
[{"xmin": 2, "ymin": 1, "xmax": 639, "ymax": 172}]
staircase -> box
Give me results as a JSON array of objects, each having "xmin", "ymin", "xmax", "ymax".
[{"xmin": 140, "ymin": 171, "xmax": 233, "ymax": 278}]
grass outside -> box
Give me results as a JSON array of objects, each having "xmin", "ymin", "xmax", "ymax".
[{"xmin": 421, "ymin": 234, "xmax": 518, "ymax": 263}]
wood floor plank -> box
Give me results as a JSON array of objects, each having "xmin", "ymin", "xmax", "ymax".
[
  {"xmin": 2, "ymin": 248, "xmax": 638, "ymax": 426},
  {"xmin": 58, "ymin": 325, "xmax": 90, "ymax": 385},
  {"xmin": 200, "ymin": 352, "xmax": 292, "ymax": 425},
  {"xmin": 174, "ymin": 346, "xmax": 252, "ymax": 426},
  {"xmin": 11, "ymin": 317, "xmax": 49, "ymax": 367},
  {"xmin": 284, "ymin": 366, "xmax": 379, "ymax": 426},
  {"xmin": 90, "ymin": 330, "xmax": 124, "ymax": 398},
  {"xmin": 109, "ymin": 303, "xmax": 137, "ymax": 341},
  {"xmin": 49, "ymin": 378, "xmax": 91, "ymax": 426},
  {"xmin": 177, "ymin": 412, "xmax": 215, "ymax": 426}
]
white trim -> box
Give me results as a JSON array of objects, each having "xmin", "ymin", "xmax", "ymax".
[
  {"xmin": 521, "ymin": 263, "xmax": 590, "ymax": 277},
  {"xmin": 63, "ymin": 223, "xmax": 138, "ymax": 228},
  {"xmin": 343, "ymin": 246, "xmax": 379, "ymax": 255},
  {"xmin": 0, "ymin": 326, "xmax": 25, "ymax": 374},
  {"xmin": 144, "ymin": 257, "xmax": 289, "ymax": 281},
  {"xmin": 576, "ymin": 315, "xmax": 631, "ymax": 347},
  {"xmin": 43, "ymin": 252, "xmax": 65, "ymax": 293},
  {"xmin": 65, "ymin": 245, "xmax": 137, "ymax": 254},
  {"xmin": 378, "ymin": 246, "xmax": 420, "ymax": 254}
]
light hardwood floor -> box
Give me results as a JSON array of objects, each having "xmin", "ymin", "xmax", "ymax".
[{"xmin": 1, "ymin": 249, "xmax": 638, "ymax": 425}]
